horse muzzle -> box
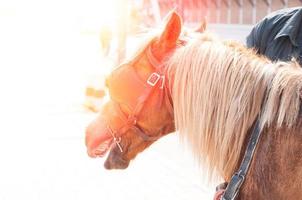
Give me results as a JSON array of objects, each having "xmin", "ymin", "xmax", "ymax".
[{"xmin": 104, "ymin": 146, "xmax": 129, "ymax": 170}]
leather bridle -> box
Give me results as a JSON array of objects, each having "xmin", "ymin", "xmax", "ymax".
[{"xmin": 104, "ymin": 44, "xmax": 174, "ymax": 153}]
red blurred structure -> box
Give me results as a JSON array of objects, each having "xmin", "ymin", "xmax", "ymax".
[
  {"xmin": 141, "ymin": 0, "xmax": 302, "ymax": 25},
  {"xmin": 85, "ymin": 0, "xmax": 302, "ymax": 112}
]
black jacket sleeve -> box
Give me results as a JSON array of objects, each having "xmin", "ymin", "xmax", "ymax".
[{"xmin": 246, "ymin": 18, "xmax": 268, "ymax": 54}]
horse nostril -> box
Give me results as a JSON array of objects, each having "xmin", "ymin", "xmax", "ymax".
[
  {"xmin": 104, "ymin": 161, "xmax": 112, "ymax": 169},
  {"xmin": 104, "ymin": 152, "xmax": 129, "ymax": 170}
]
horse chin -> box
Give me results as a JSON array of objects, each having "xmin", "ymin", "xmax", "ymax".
[{"xmin": 104, "ymin": 147, "xmax": 130, "ymax": 170}]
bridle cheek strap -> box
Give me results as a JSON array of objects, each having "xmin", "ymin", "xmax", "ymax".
[
  {"xmin": 105, "ymin": 44, "xmax": 174, "ymax": 153},
  {"xmin": 106, "ymin": 81, "xmax": 166, "ymax": 152}
]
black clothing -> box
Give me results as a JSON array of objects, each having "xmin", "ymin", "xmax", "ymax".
[{"xmin": 246, "ymin": 7, "xmax": 302, "ymax": 65}]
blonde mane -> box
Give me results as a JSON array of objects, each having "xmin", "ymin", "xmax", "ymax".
[{"xmin": 167, "ymin": 33, "xmax": 302, "ymax": 181}]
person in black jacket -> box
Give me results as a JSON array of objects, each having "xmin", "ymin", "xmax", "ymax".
[{"xmin": 246, "ymin": 7, "xmax": 302, "ymax": 66}]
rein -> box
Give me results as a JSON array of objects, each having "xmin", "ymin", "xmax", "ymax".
[
  {"xmin": 217, "ymin": 117, "xmax": 262, "ymax": 200},
  {"xmin": 105, "ymin": 46, "xmax": 173, "ymax": 153}
]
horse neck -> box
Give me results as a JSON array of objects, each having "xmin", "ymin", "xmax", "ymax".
[
  {"xmin": 167, "ymin": 39, "xmax": 276, "ymax": 181},
  {"xmin": 239, "ymin": 119, "xmax": 302, "ymax": 199}
]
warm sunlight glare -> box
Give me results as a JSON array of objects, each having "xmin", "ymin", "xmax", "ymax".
[{"xmin": 0, "ymin": 1, "xmax": 215, "ymax": 200}]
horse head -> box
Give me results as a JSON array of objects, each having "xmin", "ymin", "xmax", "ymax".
[{"xmin": 85, "ymin": 12, "xmax": 190, "ymax": 169}]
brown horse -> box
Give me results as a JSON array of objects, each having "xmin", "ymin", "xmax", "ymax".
[{"xmin": 86, "ymin": 12, "xmax": 302, "ymax": 199}]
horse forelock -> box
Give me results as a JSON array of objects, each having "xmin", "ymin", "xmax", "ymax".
[{"xmin": 167, "ymin": 33, "xmax": 302, "ymax": 182}]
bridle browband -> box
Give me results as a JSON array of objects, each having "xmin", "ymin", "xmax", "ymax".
[{"xmin": 105, "ymin": 44, "xmax": 173, "ymax": 153}]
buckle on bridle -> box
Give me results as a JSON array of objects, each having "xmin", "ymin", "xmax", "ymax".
[
  {"xmin": 107, "ymin": 126, "xmax": 123, "ymax": 153},
  {"xmin": 147, "ymin": 72, "xmax": 165, "ymax": 89},
  {"xmin": 147, "ymin": 72, "xmax": 161, "ymax": 86}
]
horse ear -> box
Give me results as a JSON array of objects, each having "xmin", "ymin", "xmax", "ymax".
[
  {"xmin": 158, "ymin": 11, "xmax": 182, "ymax": 50},
  {"xmin": 194, "ymin": 18, "xmax": 207, "ymax": 33}
]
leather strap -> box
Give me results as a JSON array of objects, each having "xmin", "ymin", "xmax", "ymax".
[
  {"xmin": 146, "ymin": 46, "xmax": 163, "ymax": 70},
  {"xmin": 107, "ymin": 45, "xmax": 173, "ymax": 144},
  {"xmin": 221, "ymin": 117, "xmax": 262, "ymax": 200}
]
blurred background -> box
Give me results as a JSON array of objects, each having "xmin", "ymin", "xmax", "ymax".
[{"xmin": 0, "ymin": 0, "xmax": 301, "ymax": 200}]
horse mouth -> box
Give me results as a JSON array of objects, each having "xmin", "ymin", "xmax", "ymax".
[{"xmin": 88, "ymin": 138, "xmax": 114, "ymax": 158}]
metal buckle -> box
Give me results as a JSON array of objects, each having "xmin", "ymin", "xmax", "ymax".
[
  {"xmin": 107, "ymin": 126, "xmax": 123, "ymax": 153},
  {"xmin": 147, "ymin": 72, "xmax": 161, "ymax": 86},
  {"xmin": 221, "ymin": 171, "xmax": 244, "ymax": 200},
  {"xmin": 160, "ymin": 76, "xmax": 165, "ymax": 89},
  {"xmin": 234, "ymin": 170, "xmax": 245, "ymax": 182}
]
